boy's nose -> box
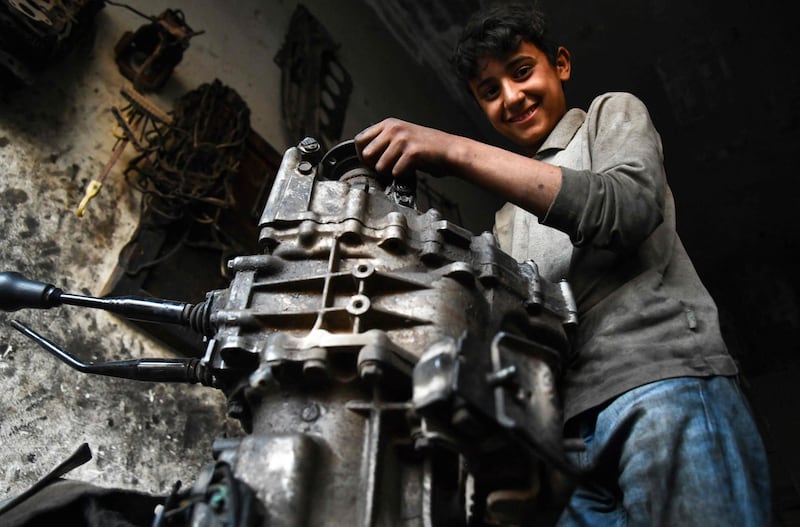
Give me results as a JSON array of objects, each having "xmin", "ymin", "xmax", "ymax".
[{"xmin": 501, "ymin": 82, "xmax": 525, "ymax": 110}]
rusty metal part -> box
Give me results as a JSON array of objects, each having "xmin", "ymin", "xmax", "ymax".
[
  {"xmin": 113, "ymin": 80, "xmax": 251, "ymax": 275},
  {"xmin": 113, "ymin": 6, "xmax": 204, "ymax": 91},
  {"xmin": 122, "ymin": 79, "xmax": 250, "ymax": 223},
  {"xmin": 0, "ymin": 0, "xmax": 104, "ymax": 84}
]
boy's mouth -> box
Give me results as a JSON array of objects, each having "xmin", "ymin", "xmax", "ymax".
[{"xmin": 507, "ymin": 104, "xmax": 537, "ymax": 124}]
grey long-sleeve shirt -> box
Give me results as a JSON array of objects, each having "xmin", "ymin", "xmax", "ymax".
[{"xmin": 494, "ymin": 92, "xmax": 737, "ymax": 421}]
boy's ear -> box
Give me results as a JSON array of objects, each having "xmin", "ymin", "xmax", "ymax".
[{"xmin": 556, "ymin": 46, "xmax": 572, "ymax": 81}]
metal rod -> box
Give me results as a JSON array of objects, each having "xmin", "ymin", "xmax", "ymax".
[
  {"xmin": 9, "ymin": 320, "xmax": 210, "ymax": 384},
  {"xmin": 10, "ymin": 319, "xmax": 91, "ymax": 372}
]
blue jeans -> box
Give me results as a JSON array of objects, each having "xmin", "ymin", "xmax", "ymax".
[{"xmin": 556, "ymin": 376, "xmax": 770, "ymax": 527}]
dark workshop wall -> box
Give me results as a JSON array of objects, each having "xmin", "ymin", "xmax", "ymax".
[
  {"xmin": 545, "ymin": 0, "xmax": 800, "ymax": 376},
  {"xmin": 542, "ymin": 1, "xmax": 800, "ymax": 523}
]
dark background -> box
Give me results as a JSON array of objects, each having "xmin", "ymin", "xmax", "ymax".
[
  {"xmin": 549, "ymin": 1, "xmax": 800, "ymax": 377},
  {"xmin": 549, "ymin": 2, "xmax": 800, "ymax": 522},
  {"xmin": 540, "ymin": 0, "xmax": 800, "ymax": 521}
]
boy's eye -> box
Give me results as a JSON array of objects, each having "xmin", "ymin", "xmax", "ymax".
[
  {"xmin": 480, "ymin": 85, "xmax": 500, "ymax": 100},
  {"xmin": 513, "ymin": 65, "xmax": 533, "ymax": 79}
]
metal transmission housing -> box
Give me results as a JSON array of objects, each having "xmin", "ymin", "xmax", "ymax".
[{"xmin": 205, "ymin": 138, "xmax": 579, "ymax": 526}]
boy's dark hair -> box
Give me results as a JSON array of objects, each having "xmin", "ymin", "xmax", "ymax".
[{"xmin": 452, "ymin": 2, "xmax": 556, "ymax": 83}]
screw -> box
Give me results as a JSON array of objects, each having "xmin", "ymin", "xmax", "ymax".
[
  {"xmin": 298, "ymin": 137, "xmax": 320, "ymax": 154},
  {"xmin": 301, "ymin": 403, "xmax": 320, "ymax": 422}
]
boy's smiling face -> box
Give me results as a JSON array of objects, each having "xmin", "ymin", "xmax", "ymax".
[{"xmin": 469, "ymin": 41, "xmax": 571, "ymax": 155}]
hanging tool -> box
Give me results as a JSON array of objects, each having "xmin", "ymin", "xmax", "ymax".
[
  {"xmin": 75, "ymin": 86, "xmax": 172, "ymax": 217},
  {"xmin": 75, "ymin": 128, "xmax": 130, "ymax": 217}
]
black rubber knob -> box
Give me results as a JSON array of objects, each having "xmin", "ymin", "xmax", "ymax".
[{"xmin": 0, "ymin": 272, "xmax": 63, "ymax": 311}]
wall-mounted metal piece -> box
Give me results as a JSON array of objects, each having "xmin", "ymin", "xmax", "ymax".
[
  {"xmin": 274, "ymin": 4, "xmax": 353, "ymax": 150},
  {"xmin": 113, "ymin": 6, "xmax": 204, "ymax": 91}
]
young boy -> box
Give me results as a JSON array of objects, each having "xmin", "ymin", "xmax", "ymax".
[{"xmin": 355, "ymin": 2, "xmax": 770, "ymax": 525}]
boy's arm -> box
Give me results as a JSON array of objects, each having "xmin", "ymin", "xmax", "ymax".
[
  {"xmin": 354, "ymin": 118, "xmax": 563, "ymax": 218},
  {"xmin": 542, "ymin": 93, "xmax": 666, "ymax": 251}
]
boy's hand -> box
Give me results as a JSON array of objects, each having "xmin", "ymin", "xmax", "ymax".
[
  {"xmin": 355, "ymin": 118, "xmax": 562, "ymax": 217},
  {"xmin": 354, "ymin": 118, "xmax": 449, "ymax": 178}
]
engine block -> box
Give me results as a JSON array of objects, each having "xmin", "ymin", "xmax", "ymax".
[{"xmin": 201, "ymin": 139, "xmax": 578, "ymax": 526}]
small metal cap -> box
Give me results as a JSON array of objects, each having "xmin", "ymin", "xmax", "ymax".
[{"xmin": 297, "ymin": 137, "xmax": 322, "ymax": 163}]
